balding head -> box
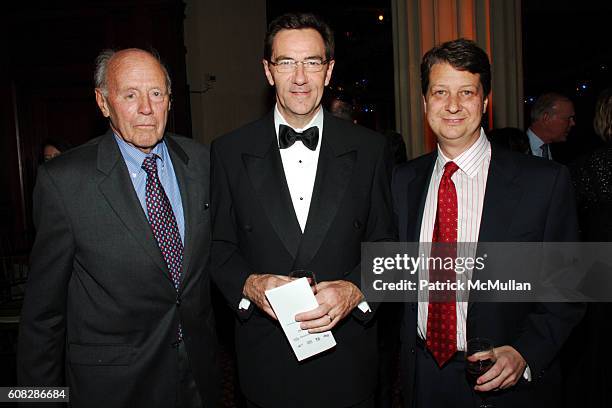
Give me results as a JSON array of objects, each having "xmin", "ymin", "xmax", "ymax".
[{"xmin": 94, "ymin": 48, "xmax": 172, "ymax": 153}]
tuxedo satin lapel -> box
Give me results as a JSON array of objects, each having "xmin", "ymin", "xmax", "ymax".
[
  {"xmin": 293, "ymin": 134, "xmax": 356, "ymax": 268},
  {"xmin": 468, "ymin": 146, "xmax": 522, "ymax": 316},
  {"xmin": 165, "ymin": 136, "xmax": 201, "ymax": 290},
  {"xmin": 243, "ymin": 136, "xmax": 302, "ymax": 259},
  {"xmin": 96, "ymin": 133, "xmax": 171, "ymax": 282}
]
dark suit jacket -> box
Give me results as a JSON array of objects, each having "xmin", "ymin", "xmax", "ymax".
[
  {"xmin": 17, "ymin": 132, "xmax": 220, "ymax": 408},
  {"xmin": 392, "ymin": 144, "xmax": 585, "ymax": 408},
  {"xmin": 210, "ymin": 111, "xmax": 395, "ymax": 407}
]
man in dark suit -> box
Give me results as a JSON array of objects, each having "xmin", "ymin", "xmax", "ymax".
[
  {"xmin": 18, "ymin": 48, "xmax": 219, "ymax": 407},
  {"xmin": 211, "ymin": 13, "xmax": 394, "ymax": 408},
  {"xmin": 392, "ymin": 39, "xmax": 584, "ymax": 407}
]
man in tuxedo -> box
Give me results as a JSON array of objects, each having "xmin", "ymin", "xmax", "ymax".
[
  {"xmin": 392, "ymin": 39, "xmax": 584, "ymax": 407},
  {"xmin": 18, "ymin": 48, "xmax": 219, "ymax": 407},
  {"xmin": 527, "ymin": 92, "xmax": 576, "ymax": 159},
  {"xmin": 211, "ymin": 12, "xmax": 394, "ymax": 408}
]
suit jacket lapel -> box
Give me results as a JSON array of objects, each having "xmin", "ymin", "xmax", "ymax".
[
  {"xmin": 405, "ymin": 153, "xmax": 436, "ymax": 242},
  {"xmin": 243, "ymin": 114, "xmax": 302, "ymax": 259},
  {"xmin": 165, "ymin": 135, "xmax": 202, "ymax": 289},
  {"xmin": 96, "ymin": 132, "xmax": 171, "ymax": 282},
  {"xmin": 478, "ymin": 145, "xmax": 522, "ymax": 242},
  {"xmin": 468, "ymin": 145, "xmax": 522, "ymax": 317},
  {"xmin": 293, "ymin": 114, "xmax": 356, "ymax": 267}
]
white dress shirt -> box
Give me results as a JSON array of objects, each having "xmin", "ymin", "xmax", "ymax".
[
  {"xmin": 275, "ymin": 105, "xmax": 323, "ymax": 232},
  {"xmin": 240, "ymin": 105, "xmax": 370, "ymax": 313}
]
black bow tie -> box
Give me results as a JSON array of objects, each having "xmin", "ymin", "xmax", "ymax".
[{"xmin": 278, "ymin": 124, "xmax": 319, "ymax": 150}]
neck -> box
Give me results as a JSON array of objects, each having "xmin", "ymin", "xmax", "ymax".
[
  {"xmin": 529, "ymin": 124, "xmax": 553, "ymax": 143},
  {"xmin": 278, "ymin": 105, "xmax": 320, "ymax": 129},
  {"xmin": 438, "ymin": 130, "xmax": 480, "ymax": 159}
]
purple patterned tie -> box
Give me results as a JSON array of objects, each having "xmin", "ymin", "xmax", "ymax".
[{"xmin": 142, "ymin": 155, "xmax": 183, "ymax": 341}]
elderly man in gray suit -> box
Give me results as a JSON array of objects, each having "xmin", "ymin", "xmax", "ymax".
[{"xmin": 18, "ymin": 48, "xmax": 219, "ymax": 408}]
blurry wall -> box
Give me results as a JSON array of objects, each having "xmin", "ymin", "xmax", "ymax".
[{"xmin": 184, "ymin": 0, "xmax": 269, "ymax": 144}]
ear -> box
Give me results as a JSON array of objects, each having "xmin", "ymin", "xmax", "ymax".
[
  {"xmin": 324, "ymin": 59, "xmax": 335, "ymax": 86},
  {"xmin": 422, "ymin": 95, "xmax": 428, "ymax": 113},
  {"xmin": 263, "ymin": 59, "xmax": 275, "ymax": 86},
  {"xmin": 483, "ymin": 96, "xmax": 489, "ymax": 113},
  {"xmin": 95, "ymin": 88, "xmax": 110, "ymax": 117}
]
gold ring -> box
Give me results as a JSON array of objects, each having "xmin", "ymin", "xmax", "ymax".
[{"xmin": 327, "ymin": 314, "xmax": 333, "ymax": 322}]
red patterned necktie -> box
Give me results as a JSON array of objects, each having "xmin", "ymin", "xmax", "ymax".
[
  {"xmin": 142, "ymin": 155, "xmax": 183, "ymax": 341},
  {"xmin": 426, "ymin": 161, "xmax": 459, "ymax": 366}
]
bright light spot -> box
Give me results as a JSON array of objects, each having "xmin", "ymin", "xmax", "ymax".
[{"xmin": 378, "ymin": 14, "xmax": 384, "ymax": 22}]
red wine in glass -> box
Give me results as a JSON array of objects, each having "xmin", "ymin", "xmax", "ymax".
[{"xmin": 465, "ymin": 338, "xmax": 496, "ymax": 408}]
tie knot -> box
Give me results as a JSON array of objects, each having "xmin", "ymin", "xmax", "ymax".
[
  {"xmin": 141, "ymin": 155, "xmax": 159, "ymax": 175},
  {"xmin": 442, "ymin": 161, "xmax": 459, "ymax": 179}
]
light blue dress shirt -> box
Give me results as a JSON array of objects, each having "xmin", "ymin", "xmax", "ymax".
[{"xmin": 114, "ymin": 134, "xmax": 185, "ymax": 242}]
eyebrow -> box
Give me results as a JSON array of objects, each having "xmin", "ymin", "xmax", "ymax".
[{"xmin": 272, "ymin": 55, "xmax": 325, "ymax": 61}]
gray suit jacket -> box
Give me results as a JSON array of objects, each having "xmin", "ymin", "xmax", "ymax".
[{"xmin": 18, "ymin": 131, "xmax": 220, "ymax": 407}]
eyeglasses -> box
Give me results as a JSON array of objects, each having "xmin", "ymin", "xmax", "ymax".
[{"xmin": 268, "ymin": 59, "xmax": 329, "ymax": 73}]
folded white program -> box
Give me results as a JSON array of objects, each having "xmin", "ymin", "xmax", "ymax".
[{"xmin": 265, "ymin": 277, "xmax": 337, "ymax": 361}]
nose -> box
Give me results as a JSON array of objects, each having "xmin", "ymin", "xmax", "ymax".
[
  {"xmin": 292, "ymin": 63, "xmax": 307, "ymax": 85},
  {"xmin": 445, "ymin": 94, "xmax": 461, "ymax": 113},
  {"xmin": 138, "ymin": 94, "xmax": 153, "ymax": 115}
]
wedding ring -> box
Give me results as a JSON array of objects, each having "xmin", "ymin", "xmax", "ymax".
[{"xmin": 327, "ymin": 314, "xmax": 333, "ymax": 322}]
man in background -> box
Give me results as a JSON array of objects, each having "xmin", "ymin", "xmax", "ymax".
[{"xmin": 527, "ymin": 92, "xmax": 576, "ymax": 160}]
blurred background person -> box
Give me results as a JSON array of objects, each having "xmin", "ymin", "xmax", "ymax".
[
  {"xmin": 41, "ymin": 138, "xmax": 72, "ymax": 162},
  {"xmin": 564, "ymin": 87, "xmax": 612, "ymax": 408},
  {"xmin": 527, "ymin": 92, "xmax": 576, "ymax": 160}
]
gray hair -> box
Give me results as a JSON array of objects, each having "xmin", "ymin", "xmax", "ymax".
[
  {"xmin": 94, "ymin": 48, "xmax": 172, "ymax": 96},
  {"xmin": 530, "ymin": 92, "xmax": 570, "ymax": 122}
]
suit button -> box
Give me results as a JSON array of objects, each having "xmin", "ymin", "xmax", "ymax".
[
  {"xmin": 410, "ymin": 348, "xmax": 415, "ymax": 354},
  {"xmin": 353, "ymin": 219, "xmax": 362, "ymax": 229},
  {"xmin": 244, "ymin": 224, "xmax": 252, "ymax": 232},
  {"xmin": 203, "ymin": 202, "xmax": 209, "ymax": 210}
]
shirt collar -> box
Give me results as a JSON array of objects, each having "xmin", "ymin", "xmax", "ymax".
[
  {"xmin": 527, "ymin": 128, "xmax": 546, "ymax": 152},
  {"xmin": 114, "ymin": 133, "xmax": 167, "ymax": 175},
  {"xmin": 274, "ymin": 104, "xmax": 324, "ymax": 147},
  {"xmin": 435, "ymin": 128, "xmax": 490, "ymax": 179}
]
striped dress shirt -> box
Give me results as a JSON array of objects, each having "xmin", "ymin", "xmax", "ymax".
[{"xmin": 417, "ymin": 129, "xmax": 491, "ymax": 351}]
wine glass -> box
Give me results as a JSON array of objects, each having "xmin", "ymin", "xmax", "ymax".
[
  {"xmin": 465, "ymin": 338, "xmax": 496, "ymax": 408},
  {"xmin": 288, "ymin": 269, "xmax": 317, "ymax": 294}
]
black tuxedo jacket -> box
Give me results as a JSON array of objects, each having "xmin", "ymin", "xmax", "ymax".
[
  {"xmin": 18, "ymin": 132, "xmax": 220, "ymax": 408},
  {"xmin": 392, "ymin": 144, "xmax": 585, "ymax": 407},
  {"xmin": 210, "ymin": 111, "xmax": 395, "ymax": 407}
]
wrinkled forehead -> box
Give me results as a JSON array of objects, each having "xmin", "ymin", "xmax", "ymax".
[{"xmin": 107, "ymin": 51, "xmax": 167, "ymax": 89}]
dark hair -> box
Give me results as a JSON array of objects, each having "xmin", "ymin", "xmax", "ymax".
[
  {"xmin": 264, "ymin": 12, "xmax": 335, "ymax": 61},
  {"xmin": 420, "ymin": 38, "xmax": 491, "ymax": 97}
]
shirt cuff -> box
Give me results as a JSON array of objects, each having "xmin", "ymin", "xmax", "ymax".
[
  {"xmin": 357, "ymin": 300, "xmax": 371, "ymax": 313},
  {"xmin": 523, "ymin": 365, "xmax": 532, "ymax": 381},
  {"xmin": 239, "ymin": 298, "xmax": 251, "ymax": 310}
]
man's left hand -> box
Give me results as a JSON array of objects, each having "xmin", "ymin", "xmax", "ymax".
[
  {"xmin": 474, "ymin": 345, "xmax": 527, "ymax": 392},
  {"xmin": 294, "ymin": 280, "xmax": 363, "ymax": 333}
]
